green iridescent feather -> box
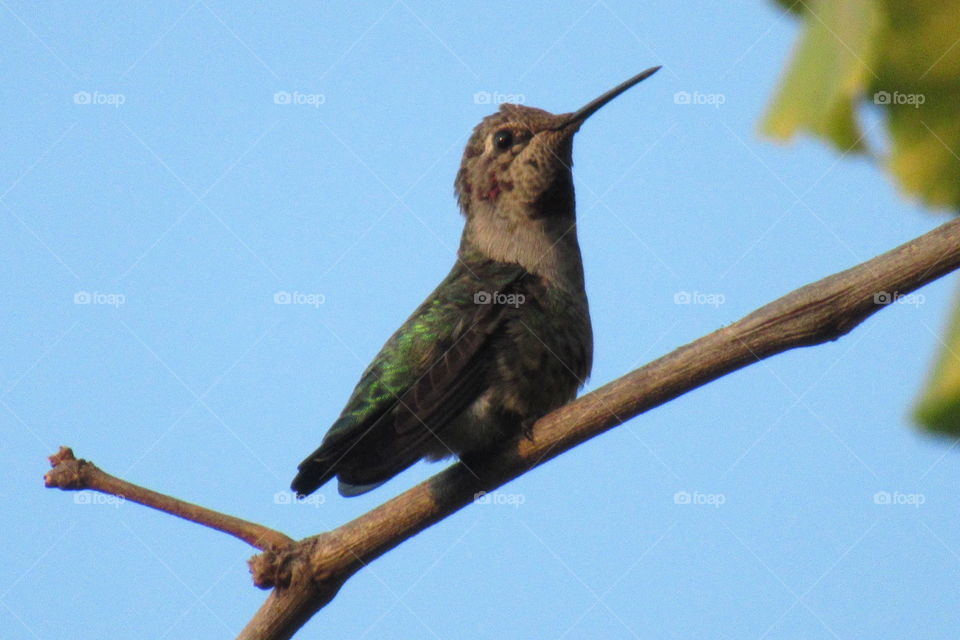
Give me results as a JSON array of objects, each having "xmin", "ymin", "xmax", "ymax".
[{"xmin": 291, "ymin": 249, "xmax": 526, "ymax": 495}]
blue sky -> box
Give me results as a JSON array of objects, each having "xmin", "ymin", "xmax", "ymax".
[{"xmin": 3, "ymin": 2, "xmax": 959, "ymax": 638}]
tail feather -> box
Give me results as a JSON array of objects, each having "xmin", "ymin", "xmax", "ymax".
[
  {"xmin": 291, "ymin": 423, "xmax": 416, "ymax": 497},
  {"xmin": 337, "ymin": 478, "xmax": 386, "ymax": 496},
  {"xmin": 290, "ymin": 451, "xmax": 337, "ymax": 497}
]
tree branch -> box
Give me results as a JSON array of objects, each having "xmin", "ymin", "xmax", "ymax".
[
  {"xmin": 44, "ymin": 447, "xmax": 293, "ymax": 551},
  {"xmin": 45, "ymin": 215, "xmax": 960, "ymax": 640}
]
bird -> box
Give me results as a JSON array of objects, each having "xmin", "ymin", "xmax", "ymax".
[{"xmin": 292, "ymin": 66, "xmax": 661, "ymax": 497}]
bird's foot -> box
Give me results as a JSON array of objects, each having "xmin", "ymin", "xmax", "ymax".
[{"xmin": 520, "ymin": 416, "xmax": 539, "ymax": 441}]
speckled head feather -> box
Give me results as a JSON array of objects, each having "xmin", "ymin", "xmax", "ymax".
[{"xmin": 455, "ymin": 104, "xmax": 579, "ymax": 218}]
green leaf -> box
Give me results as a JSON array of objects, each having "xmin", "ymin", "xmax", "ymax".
[
  {"xmin": 761, "ymin": 0, "xmax": 881, "ymax": 152},
  {"xmin": 764, "ymin": 0, "xmax": 960, "ymax": 437},
  {"xmin": 914, "ymin": 281, "xmax": 960, "ymax": 436},
  {"xmin": 874, "ymin": 0, "xmax": 960, "ymax": 210},
  {"xmin": 764, "ymin": 0, "xmax": 960, "ymax": 209}
]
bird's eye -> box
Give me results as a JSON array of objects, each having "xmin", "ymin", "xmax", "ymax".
[{"xmin": 493, "ymin": 129, "xmax": 513, "ymax": 150}]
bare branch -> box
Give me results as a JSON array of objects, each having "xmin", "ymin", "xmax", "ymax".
[{"xmin": 45, "ymin": 447, "xmax": 293, "ymax": 551}]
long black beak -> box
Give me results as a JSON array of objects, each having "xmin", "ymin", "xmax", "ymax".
[{"xmin": 555, "ymin": 65, "xmax": 661, "ymax": 130}]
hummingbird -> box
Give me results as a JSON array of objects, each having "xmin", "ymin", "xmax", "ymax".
[{"xmin": 292, "ymin": 66, "xmax": 661, "ymax": 497}]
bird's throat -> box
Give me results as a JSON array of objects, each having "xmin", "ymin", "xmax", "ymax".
[{"xmin": 462, "ymin": 208, "xmax": 585, "ymax": 292}]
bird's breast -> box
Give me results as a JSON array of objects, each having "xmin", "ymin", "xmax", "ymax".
[{"xmin": 494, "ymin": 283, "xmax": 593, "ymax": 416}]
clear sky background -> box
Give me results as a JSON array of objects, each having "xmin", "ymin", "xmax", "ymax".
[{"xmin": 3, "ymin": 2, "xmax": 959, "ymax": 639}]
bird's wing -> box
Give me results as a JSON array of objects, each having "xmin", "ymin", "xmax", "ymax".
[{"xmin": 291, "ymin": 258, "xmax": 527, "ymax": 496}]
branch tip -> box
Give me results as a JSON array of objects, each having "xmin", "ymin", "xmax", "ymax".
[{"xmin": 44, "ymin": 446, "xmax": 94, "ymax": 490}]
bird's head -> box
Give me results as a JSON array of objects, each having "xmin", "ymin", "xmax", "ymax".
[{"xmin": 454, "ymin": 66, "xmax": 661, "ymax": 222}]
